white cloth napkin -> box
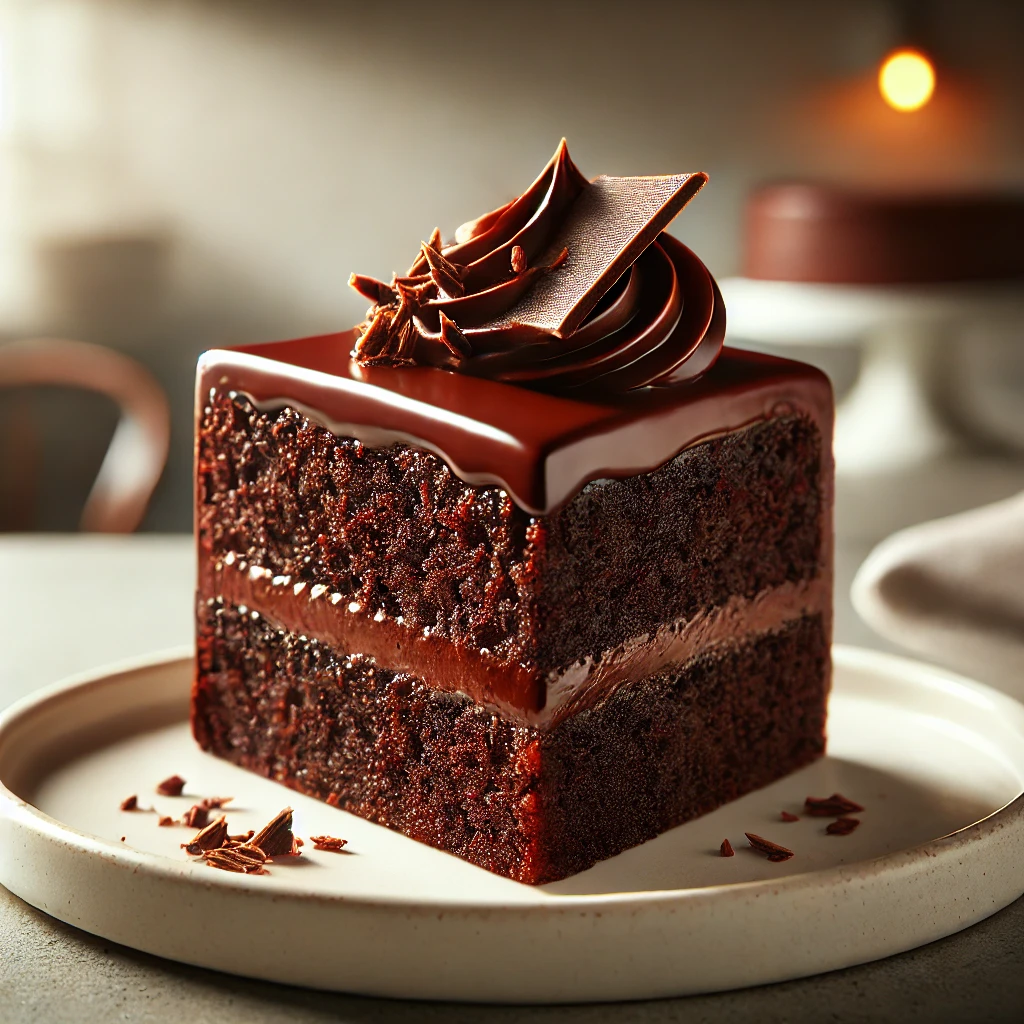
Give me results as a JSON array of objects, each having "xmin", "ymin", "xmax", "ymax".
[{"xmin": 852, "ymin": 491, "xmax": 1024, "ymax": 696}]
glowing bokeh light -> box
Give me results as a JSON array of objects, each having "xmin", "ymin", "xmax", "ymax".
[{"xmin": 879, "ymin": 49, "xmax": 936, "ymax": 112}]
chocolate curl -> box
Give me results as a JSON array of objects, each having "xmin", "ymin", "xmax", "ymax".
[
  {"xmin": 353, "ymin": 306, "xmax": 392, "ymax": 361},
  {"xmin": 439, "ymin": 312, "xmax": 472, "ymax": 361},
  {"xmin": 156, "ymin": 775, "xmax": 186, "ymax": 797},
  {"xmin": 744, "ymin": 832, "xmax": 795, "ymax": 862},
  {"xmin": 421, "ymin": 241, "xmax": 466, "ymax": 298},
  {"xmin": 251, "ymin": 807, "xmax": 298, "ymax": 857},
  {"xmin": 804, "ymin": 793, "xmax": 864, "ymax": 817},
  {"xmin": 349, "ymin": 273, "xmax": 396, "ymax": 306},
  {"xmin": 309, "ymin": 835, "xmax": 348, "ymax": 852},
  {"xmin": 204, "ymin": 845, "xmax": 267, "ymax": 873},
  {"xmin": 407, "ymin": 226, "xmax": 444, "ymax": 275},
  {"xmin": 394, "ymin": 272, "xmax": 432, "ymax": 287},
  {"xmin": 181, "ymin": 804, "xmax": 211, "ymax": 829},
  {"xmin": 826, "ymin": 817, "xmax": 860, "ymax": 836},
  {"xmin": 391, "ymin": 292, "xmax": 415, "ymax": 333},
  {"xmin": 392, "ymin": 318, "xmax": 418, "ymax": 366},
  {"xmin": 182, "ymin": 815, "xmax": 229, "ymax": 856}
]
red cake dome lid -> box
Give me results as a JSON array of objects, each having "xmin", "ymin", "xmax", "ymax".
[{"xmin": 743, "ymin": 182, "xmax": 1024, "ymax": 286}]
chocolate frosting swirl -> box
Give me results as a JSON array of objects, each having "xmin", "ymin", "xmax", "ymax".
[{"xmin": 349, "ymin": 141, "xmax": 725, "ymax": 395}]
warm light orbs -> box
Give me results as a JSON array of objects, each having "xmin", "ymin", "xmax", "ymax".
[{"xmin": 879, "ymin": 49, "xmax": 936, "ymax": 112}]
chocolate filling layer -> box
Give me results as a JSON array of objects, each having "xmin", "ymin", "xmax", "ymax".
[{"xmin": 205, "ymin": 557, "xmax": 827, "ymax": 728}]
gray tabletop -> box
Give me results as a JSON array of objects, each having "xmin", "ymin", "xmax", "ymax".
[{"xmin": 2, "ymin": 535, "xmax": 1022, "ymax": 1023}]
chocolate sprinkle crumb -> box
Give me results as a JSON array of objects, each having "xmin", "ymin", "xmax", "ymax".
[
  {"xmin": 158, "ymin": 816, "xmax": 176, "ymax": 827},
  {"xmin": 156, "ymin": 775, "xmax": 186, "ymax": 797},
  {"xmin": 200, "ymin": 796, "xmax": 233, "ymax": 810},
  {"xmin": 181, "ymin": 804, "xmax": 211, "ymax": 830},
  {"xmin": 720, "ymin": 838, "xmax": 735, "ymax": 857},
  {"xmin": 826, "ymin": 817, "xmax": 861, "ymax": 836},
  {"xmin": 745, "ymin": 832, "xmax": 795, "ymax": 862},
  {"xmin": 439, "ymin": 312, "xmax": 472, "ymax": 360},
  {"xmin": 204, "ymin": 846, "xmax": 267, "ymax": 874},
  {"xmin": 511, "ymin": 245, "xmax": 527, "ymax": 274},
  {"xmin": 780, "ymin": 811, "xmax": 800, "ymax": 822},
  {"xmin": 120, "ymin": 795, "xmax": 138, "ymax": 811},
  {"xmin": 229, "ymin": 830, "xmax": 255, "ymax": 843},
  {"xmin": 326, "ymin": 793, "xmax": 341, "ymax": 808},
  {"xmin": 182, "ymin": 815, "xmax": 229, "ymax": 856},
  {"xmin": 804, "ymin": 793, "xmax": 864, "ymax": 817},
  {"xmin": 251, "ymin": 807, "xmax": 298, "ymax": 857},
  {"xmin": 310, "ymin": 835, "xmax": 348, "ymax": 852},
  {"xmin": 348, "ymin": 273, "xmax": 397, "ymax": 306}
]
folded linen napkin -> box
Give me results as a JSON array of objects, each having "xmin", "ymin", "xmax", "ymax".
[{"xmin": 852, "ymin": 491, "xmax": 1024, "ymax": 696}]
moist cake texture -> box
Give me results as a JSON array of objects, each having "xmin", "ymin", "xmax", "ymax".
[{"xmin": 192, "ymin": 141, "xmax": 834, "ymax": 883}]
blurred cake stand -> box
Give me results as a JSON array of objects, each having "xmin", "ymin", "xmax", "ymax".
[{"xmin": 720, "ymin": 276, "xmax": 1024, "ymax": 472}]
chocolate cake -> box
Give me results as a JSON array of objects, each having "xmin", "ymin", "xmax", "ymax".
[
  {"xmin": 193, "ymin": 141, "xmax": 834, "ymax": 884},
  {"xmin": 744, "ymin": 183, "xmax": 1024, "ymax": 285}
]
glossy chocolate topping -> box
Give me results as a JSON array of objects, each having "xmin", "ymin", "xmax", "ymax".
[
  {"xmin": 349, "ymin": 140, "xmax": 723, "ymax": 393},
  {"xmin": 744, "ymin": 183, "xmax": 1024, "ymax": 285},
  {"xmin": 199, "ymin": 340, "xmax": 833, "ymax": 516}
]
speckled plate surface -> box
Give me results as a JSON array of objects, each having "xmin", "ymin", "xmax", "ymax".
[{"xmin": 1, "ymin": 645, "xmax": 1023, "ymax": 1003}]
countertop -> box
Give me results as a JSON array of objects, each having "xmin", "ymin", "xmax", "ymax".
[{"xmin": 2, "ymin": 534, "xmax": 1023, "ymax": 1023}]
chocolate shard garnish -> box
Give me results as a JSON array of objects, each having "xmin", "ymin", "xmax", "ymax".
[
  {"xmin": 745, "ymin": 832, "xmax": 795, "ymax": 862},
  {"xmin": 498, "ymin": 172, "xmax": 706, "ymax": 338},
  {"xmin": 720, "ymin": 838, "xmax": 735, "ymax": 857},
  {"xmin": 182, "ymin": 804, "xmax": 211, "ymax": 830},
  {"xmin": 353, "ymin": 306, "xmax": 392, "ymax": 361},
  {"xmin": 204, "ymin": 846, "xmax": 267, "ymax": 874},
  {"xmin": 348, "ymin": 273, "xmax": 396, "ymax": 306},
  {"xmin": 780, "ymin": 811, "xmax": 800, "ymax": 822},
  {"xmin": 200, "ymin": 796, "xmax": 233, "ymax": 810},
  {"xmin": 156, "ymin": 774, "xmax": 186, "ymax": 797},
  {"xmin": 251, "ymin": 807, "xmax": 298, "ymax": 857},
  {"xmin": 826, "ymin": 817, "xmax": 860, "ymax": 836},
  {"xmin": 309, "ymin": 835, "xmax": 348, "ymax": 852},
  {"xmin": 391, "ymin": 293, "xmax": 415, "ymax": 334},
  {"xmin": 422, "ymin": 242, "xmax": 466, "ymax": 298},
  {"xmin": 804, "ymin": 793, "xmax": 864, "ymax": 817},
  {"xmin": 395, "ymin": 272, "xmax": 432, "ymax": 287},
  {"xmin": 395, "ymin": 281, "xmax": 425, "ymax": 307},
  {"xmin": 182, "ymin": 815, "xmax": 229, "ymax": 856},
  {"xmin": 120, "ymin": 795, "xmax": 138, "ymax": 811},
  {"xmin": 439, "ymin": 312, "xmax": 471, "ymax": 360},
  {"xmin": 511, "ymin": 245, "xmax": 527, "ymax": 274},
  {"xmin": 420, "ymin": 240, "xmax": 462, "ymax": 280},
  {"xmin": 407, "ymin": 227, "xmax": 444, "ymax": 276}
]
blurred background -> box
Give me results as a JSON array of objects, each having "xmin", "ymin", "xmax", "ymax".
[{"xmin": 0, "ymin": 0, "xmax": 1022, "ymax": 542}]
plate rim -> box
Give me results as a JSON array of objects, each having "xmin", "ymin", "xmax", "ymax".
[{"xmin": 2, "ymin": 642, "xmax": 1024, "ymax": 913}]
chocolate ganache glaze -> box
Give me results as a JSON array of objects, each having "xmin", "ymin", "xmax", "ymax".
[
  {"xmin": 199, "ymin": 140, "xmax": 832, "ymax": 516},
  {"xmin": 348, "ymin": 140, "xmax": 724, "ymax": 393}
]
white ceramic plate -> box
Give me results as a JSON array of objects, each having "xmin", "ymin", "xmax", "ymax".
[{"xmin": 1, "ymin": 645, "xmax": 1023, "ymax": 1004}]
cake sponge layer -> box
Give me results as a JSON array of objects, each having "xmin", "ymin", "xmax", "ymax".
[
  {"xmin": 193, "ymin": 601, "xmax": 829, "ymax": 884},
  {"xmin": 197, "ymin": 391, "xmax": 826, "ymax": 688}
]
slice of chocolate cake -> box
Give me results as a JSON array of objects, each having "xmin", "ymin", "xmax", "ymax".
[{"xmin": 192, "ymin": 141, "xmax": 834, "ymax": 884}]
